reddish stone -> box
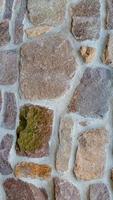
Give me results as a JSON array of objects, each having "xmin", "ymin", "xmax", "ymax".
[
  {"xmin": 0, "ymin": 20, "xmax": 10, "ymax": 46},
  {"xmin": 3, "ymin": 0, "xmax": 14, "ymax": 19},
  {"xmin": 89, "ymin": 183, "xmax": 110, "ymax": 200}
]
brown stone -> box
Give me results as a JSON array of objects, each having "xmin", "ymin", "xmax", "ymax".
[
  {"xmin": 74, "ymin": 128, "xmax": 108, "ymax": 180},
  {"xmin": 0, "ymin": 20, "xmax": 10, "ymax": 46},
  {"xmin": 15, "ymin": 162, "xmax": 52, "ymax": 179},
  {"xmin": 19, "ymin": 34, "xmax": 76, "ymax": 100},
  {"xmin": 103, "ymin": 34, "xmax": 113, "ymax": 65},
  {"xmin": 106, "ymin": 0, "xmax": 113, "ymax": 29},
  {"xmin": 89, "ymin": 183, "xmax": 110, "ymax": 200},
  {"xmin": 71, "ymin": 0, "xmax": 100, "ymax": 40},
  {"xmin": 2, "ymin": 92, "xmax": 17, "ymax": 130},
  {"xmin": 0, "ymin": 50, "xmax": 18, "ymax": 85},
  {"xmin": 25, "ymin": 26, "xmax": 52, "ymax": 39},
  {"xmin": 54, "ymin": 177, "xmax": 80, "ymax": 200},
  {"xmin": 56, "ymin": 117, "xmax": 74, "ymax": 172},
  {"xmin": 80, "ymin": 46, "xmax": 96, "ymax": 63},
  {"xmin": 16, "ymin": 105, "xmax": 53, "ymax": 157},
  {"xmin": 3, "ymin": 0, "xmax": 14, "ymax": 19},
  {"xmin": 4, "ymin": 178, "xmax": 48, "ymax": 200}
]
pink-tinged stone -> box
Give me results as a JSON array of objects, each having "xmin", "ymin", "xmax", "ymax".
[
  {"xmin": 106, "ymin": 0, "xmax": 113, "ymax": 29},
  {"xmin": 54, "ymin": 177, "xmax": 80, "ymax": 200},
  {"xmin": 0, "ymin": 134, "xmax": 13, "ymax": 175},
  {"xmin": 89, "ymin": 183, "xmax": 110, "ymax": 200},
  {"xmin": 56, "ymin": 117, "xmax": 74, "ymax": 172},
  {"xmin": 70, "ymin": 0, "xmax": 100, "ymax": 40},
  {"xmin": 0, "ymin": 20, "xmax": 10, "ymax": 46},
  {"xmin": 2, "ymin": 92, "xmax": 17, "ymax": 130},
  {"xmin": 0, "ymin": 91, "xmax": 2, "ymax": 112},
  {"xmin": 103, "ymin": 34, "xmax": 113, "ymax": 65},
  {"xmin": 74, "ymin": 128, "xmax": 108, "ymax": 180},
  {"xmin": 3, "ymin": 0, "xmax": 14, "ymax": 19},
  {"xmin": 4, "ymin": 178, "xmax": 48, "ymax": 200},
  {"xmin": 0, "ymin": 50, "xmax": 18, "ymax": 85},
  {"xmin": 19, "ymin": 34, "xmax": 76, "ymax": 100}
]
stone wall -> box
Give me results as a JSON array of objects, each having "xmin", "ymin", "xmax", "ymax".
[{"xmin": 0, "ymin": 0, "xmax": 113, "ymax": 199}]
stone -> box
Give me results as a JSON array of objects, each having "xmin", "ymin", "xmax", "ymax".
[
  {"xmin": 56, "ymin": 117, "xmax": 74, "ymax": 172},
  {"xmin": 0, "ymin": 20, "xmax": 10, "ymax": 46},
  {"xmin": 106, "ymin": 0, "xmax": 113, "ymax": 29},
  {"xmin": 25, "ymin": 26, "xmax": 52, "ymax": 39},
  {"xmin": 0, "ymin": 91, "xmax": 2, "ymax": 112},
  {"xmin": 2, "ymin": 92, "xmax": 17, "ymax": 129},
  {"xmin": 0, "ymin": 50, "xmax": 18, "ymax": 85},
  {"xmin": 3, "ymin": 178, "xmax": 48, "ymax": 200},
  {"xmin": 27, "ymin": 0, "xmax": 68, "ymax": 27},
  {"xmin": 103, "ymin": 34, "xmax": 113, "ymax": 65},
  {"xmin": 74, "ymin": 128, "xmax": 108, "ymax": 180},
  {"xmin": 54, "ymin": 177, "xmax": 80, "ymax": 200},
  {"xmin": 20, "ymin": 34, "xmax": 76, "ymax": 100},
  {"xmin": 0, "ymin": 134, "xmax": 13, "ymax": 175},
  {"xmin": 0, "ymin": 0, "xmax": 4, "ymax": 18},
  {"xmin": 15, "ymin": 162, "xmax": 52, "ymax": 179},
  {"xmin": 89, "ymin": 183, "xmax": 110, "ymax": 200},
  {"xmin": 3, "ymin": 0, "xmax": 14, "ymax": 19},
  {"xmin": 68, "ymin": 68, "xmax": 112, "ymax": 118},
  {"xmin": 80, "ymin": 47, "xmax": 96, "ymax": 63},
  {"xmin": 71, "ymin": 0, "xmax": 100, "ymax": 40},
  {"xmin": 16, "ymin": 105, "xmax": 53, "ymax": 157}
]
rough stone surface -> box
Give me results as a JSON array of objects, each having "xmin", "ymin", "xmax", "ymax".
[
  {"xmin": 56, "ymin": 117, "xmax": 73, "ymax": 172},
  {"xmin": 20, "ymin": 34, "xmax": 76, "ymax": 100},
  {"xmin": 80, "ymin": 46, "xmax": 96, "ymax": 63},
  {"xmin": 0, "ymin": 134, "xmax": 13, "ymax": 175},
  {"xmin": 74, "ymin": 128, "xmax": 108, "ymax": 180},
  {"xmin": 71, "ymin": 0, "xmax": 100, "ymax": 40},
  {"xmin": 0, "ymin": 50, "xmax": 18, "ymax": 85},
  {"xmin": 89, "ymin": 183, "xmax": 110, "ymax": 200},
  {"xmin": 0, "ymin": 91, "xmax": 2, "ymax": 112},
  {"xmin": 3, "ymin": 0, "xmax": 14, "ymax": 19},
  {"xmin": 68, "ymin": 68, "xmax": 112, "ymax": 118},
  {"xmin": 25, "ymin": 26, "xmax": 52, "ymax": 39},
  {"xmin": 15, "ymin": 162, "xmax": 52, "ymax": 179},
  {"xmin": 103, "ymin": 34, "xmax": 113, "ymax": 65},
  {"xmin": 0, "ymin": 0, "xmax": 4, "ymax": 17},
  {"xmin": 2, "ymin": 92, "xmax": 17, "ymax": 130},
  {"xmin": 16, "ymin": 105, "xmax": 53, "ymax": 157},
  {"xmin": 106, "ymin": 0, "xmax": 113, "ymax": 29},
  {"xmin": 3, "ymin": 178, "xmax": 48, "ymax": 200},
  {"xmin": 0, "ymin": 20, "xmax": 10, "ymax": 46},
  {"xmin": 54, "ymin": 177, "xmax": 80, "ymax": 200}
]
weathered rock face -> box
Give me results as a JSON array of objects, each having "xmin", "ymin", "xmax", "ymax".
[
  {"xmin": 68, "ymin": 68, "xmax": 112, "ymax": 118},
  {"xmin": 19, "ymin": 34, "xmax": 76, "ymax": 100},
  {"xmin": 0, "ymin": 20, "xmax": 10, "ymax": 46},
  {"xmin": 15, "ymin": 162, "xmax": 52, "ymax": 179},
  {"xmin": 74, "ymin": 128, "xmax": 108, "ymax": 180},
  {"xmin": 89, "ymin": 183, "xmax": 110, "ymax": 200},
  {"xmin": 25, "ymin": 26, "xmax": 52, "ymax": 39},
  {"xmin": 54, "ymin": 177, "xmax": 80, "ymax": 200},
  {"xmin": 56, "ymin": 117, "xmax": 74, "ymax": 172},
  {"xmin": 106, "ymin": 0, "xmax": 113, "ymax": 29},
  {"xmin": 3, "ymin": 0, "xmax": 14, "ymax": 19},
  {"xmin": 16, "ymin": 105, "xmax": 53, "ymax": 157},
  {"xmin": 3, "ymin": 178, "xmax": 48, "ymax": 200},
  {"xmin": 80, "ymin": 47, "xmax": 96, "ymax": 63},
  {"xmin": 103, "ymin": 34, "xmax": 113, "ymax": 65},
  {"xmin": 0, "ymin": 134, "xmax": 13, "ymax": 175},
  {"xmin": 71, "ymin": 0, "xmax": 100, "ymax": 40}
]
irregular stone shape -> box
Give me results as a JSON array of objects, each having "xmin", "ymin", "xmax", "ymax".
[
  {"xmin": 56, "ymin": 117, "xmax": 73, "ymax": 172},
  {"xmin": 54, "ymin": 177, "xmax": 80, "ymax": 200},
  {"xmin": 16, "ymin": 105, "xmax": 53, "ymax": 157},
  {"xmin": 2, "ymin": 92, "xmax": 17, "ymax": 129},
  {"xmin": 27, "ymin": 0, "xmax": 68, "ymax": 27},
  {"xmin": 106, "ymin": 0, "xmax": 113, "ymax": 29},
  {"xmin": 3, "ymin": 0, "xmax": 14, "ymax": 19},
  {"xmin": 71, "ymin": 0, "xmax": 100, "ymax": 40},
  {"xmin": 103, "ymin": 34, "xmax": 113, "ymax": 65},
  {"xmin": 68, "ymin": 68, "xmax": 112, "ymax": 118},
  {"xmin": 0, "ymin": 134, "xmax": 13, "ymax": 175},
  {"xmin": 80, "ymin": 47, "xmax": 96, "ymax": 63},
  {"xmin": 20, "ymin": 34, "xmax": 76, "ymax": 100},
  {"xmin": 4, "ymin": 178, "xmax": 48, "ymax": 200},
  {"xmin": 89, "ymin": 183, "xmax": 110, "ymax": 200},
  {"xmin": 0, "ymin": 20, "xmax": 10, "ymax": 46},
  {"xmin": 15, "ymin": 162, "xmax": 52, "ymax": 179},
  {"xmin": 25, "ymin": 26, "xmax": 52, "ymax": 39},
  {"xmin": 0, "ymin": 50, "xmax": 18, "ymax": 85},
  {"xmin": 74, "ymin": 128, "xmax": 108, "ymax": 180},
  {"xmin": 0, "ymin": 91, "xmax": 2, "ymax": 112}
]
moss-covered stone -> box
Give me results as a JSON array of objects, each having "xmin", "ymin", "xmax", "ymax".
[{"xmin": 16, "ymin": 105, "xmax": 53, "ymax": 157}]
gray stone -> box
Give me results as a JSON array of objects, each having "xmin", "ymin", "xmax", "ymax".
[
  {"xmin": 3, "ymin": 0, "xmax": 14, "ymax": 19},
  {"xmin": 106, "ymin": 0, "xmax": 113, "ymax": 29},
  {"xmin": 89, "ymin": 183, "xmax": 110, "ymax": 200}
]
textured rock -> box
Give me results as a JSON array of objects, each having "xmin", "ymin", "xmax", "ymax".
[
  {"xmin": 89, "ymin": 183, "xmax": 110, "ymax": 200},
  {"xmin": 80, "ymin": 47, "xmax": 96, "ymax": 63},
  {"xmin": 3, "ymin": 0, "xmax": 14, "ymax": 19},
  {"xmin": 0, "ymin": 20, "xmax": 10, "ymax": 46},
  {"xmin": 2, "ymin": 92, "xmax": 17, "ymax": 129},
  {"xmin": 4, "ymin": 178, "xmax": 48, "ymax": 200},
  {"xmin": 16, "ymin": 105, "xmax": 53, "ymax": 157},
  {"xmin": 25, "ymin": 26, "xmax": 52, "ymax": 39},
  {"xmin": 54, "ymin": 177, "xmax": 80, "ymax": 200},
  {"xmin": 0, "ymin": 50, "xmax": 18, "ymax": 85},
  {"xmin": 20, "ymin": 34, "xmax": 76, "ymax": 100},
  {"xmin": 0, "ymin": 0, "xmax": 4, "ymax": 17},
  {"xmin": 68, "ymin": 68, "xmax": 112, "ymax": 118},
  {"xmin": 103, "ymin": 34, "xmax": 113, "ymax": 65},
  {"xmin": 0, "ymin": 134, "xmax": 13, "ymax": 175},
  {"xmin": 106, "ymin": 0, "xmax": 113, "ymax": 29},
  {"xmin": 15, "ymin": 162, "xmax": 52, "ymax": 179},
  {"xmin": 74, "ymin": 128, "xmax": 108, "ymax": 180},
  {"xmin": 71, "ymin": 0, "xmax": 100, "ymax": 40},
  {"xmin": 0, "ymin": 91, "xmax": 2, "ymax": 112},
  {"xmin": 56, "ymin": 117, "xmax": 73, "ymax": 172}
]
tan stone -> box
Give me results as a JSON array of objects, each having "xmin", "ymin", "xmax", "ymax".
[
  {"xmin": 25, "ymin": 26, "xmax": 52, "ymax": 39},
  {"xmin": 74, "ymin": 128, "xmax": 108, "ymax": 180},
  {"xmin": 15, "ymin": 162, "xmax": 52, "ymax": 179},
  {"xmin": 80, "ymin": 47, "xmax": 96, "ymax": 63},
  {"xmin": 103, "ymin": 34, "xmax": 113, "ymax": 65}
]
